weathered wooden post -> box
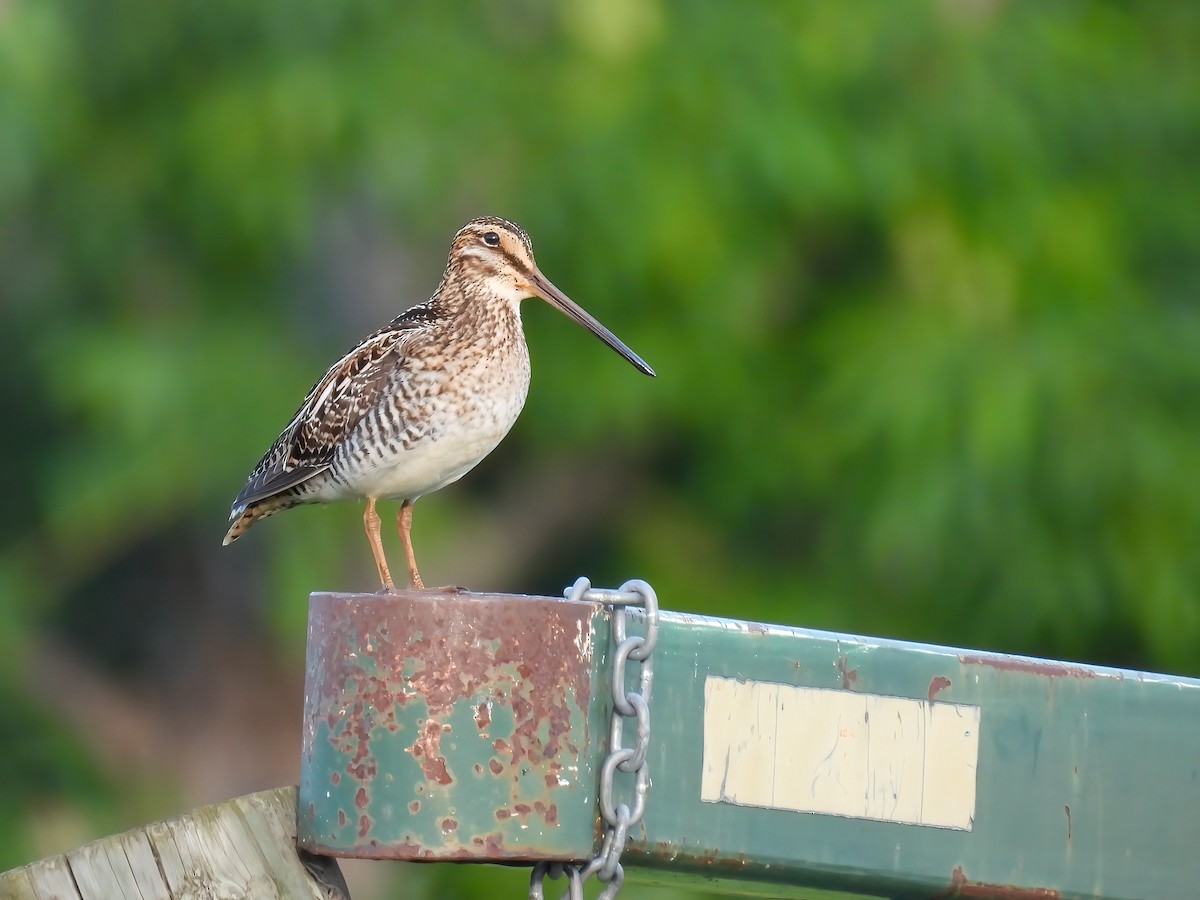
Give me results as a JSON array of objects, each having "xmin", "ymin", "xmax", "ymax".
[{"xmin": 0, "ymin": 787, "xmax": 347, "ymax": 900}]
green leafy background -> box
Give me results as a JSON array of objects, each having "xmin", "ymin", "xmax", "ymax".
[{"xmin": 1, "ymin": 2, "xmax": 1197, "ymax": 897}]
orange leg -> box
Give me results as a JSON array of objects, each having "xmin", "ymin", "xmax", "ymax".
[
  {"xmin": 397, "ymin": 499, "xmax": 425, "ymax": 590},
  {"xmin": 363, "ymin": 498, "xmax": 395, "ymax": 591}
]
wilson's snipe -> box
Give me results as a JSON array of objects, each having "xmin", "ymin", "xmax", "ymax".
[{"xmin": 223, "ymin": 216, "xmax": 653, "ymax": 590}]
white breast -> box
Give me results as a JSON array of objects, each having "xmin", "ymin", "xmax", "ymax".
[{"xmin": 319, "ymin": 326, "xmax": 531, "ymax": 503}]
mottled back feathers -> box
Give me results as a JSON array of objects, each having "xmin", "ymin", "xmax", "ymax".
[{"xmin": 229, "ymin": 305, "xmax": 444, "ymax": 513}]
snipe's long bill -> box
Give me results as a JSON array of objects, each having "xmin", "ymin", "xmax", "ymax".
[{"xmin": 222, "ymin": 216, "xmax": 653, "ymax": 591}]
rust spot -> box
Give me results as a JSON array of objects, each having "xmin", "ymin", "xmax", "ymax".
[
  {"xmin": 1064, "ymin": 805, "xmax": 1071, "ymax": 840},
  {"xmin": 408, "ymin": 800, "xmax": 420, "ymax": 814},
  {"xmin": 409, "ymin": 719, "xmax": 453, "ymax": 785},
  {"xmin": 475, "ymin": 701, "xmax": 491, "ymax": 729},
  {"xmin": 958, "ymin": 654, "xmax": 1099, "ymax": 679},
  {"xmin": 489, "ymin": 801, "xmax": 549, "ymax": 830},
  {"xmin": 422, "ymin": 757, "xmax": 452, "ymax": 785},
  {"xmin": 474, "ymin": 763, "xmax": 483, "ymax": 774},
  {"xmin": 472, "ymin": 837, "xmax": 484, "ymax": 846},
  {"xmin": 943, "ymin": 865, "xmax": 1059, "ymax": 898},
  {"xmin": 338, "ymin": 809, "xmax": 347, "ymax": 826},
  {"xmin": 661, "ymin": 843, "xmax": 754, "ymax": 869},
  {"xmin": 357, "ymin": 814, "xmax": 373, "ymax": 839},
  {"xmin": 330, "ymin": 772, "xmax": 340, "ymax": 785},
  {"xmin": 442, "ymin": 818, "xmax": 458, "ymax": 831},
  {"xmin": 354, "ymin": 787, "xmax": 368, "ymax": 810},
  {"xmin": 837, "ymin": 656, "xmax": 858, "ymax": 689},
  {"xmin": 489, "ymin": 758, "xmax": 504, "ymax": 775},
  {"xmin": 928, "ymin": 675, "xmax": 952, "ymax": 700}
]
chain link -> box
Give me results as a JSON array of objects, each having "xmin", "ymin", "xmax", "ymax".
[
  {"xmin": 528, "ymin": 862, "xmax": 582, "ymax": 900},
  {"xmin": 529, "ymin": 577, "xmax": 658, "ymax": 900}
]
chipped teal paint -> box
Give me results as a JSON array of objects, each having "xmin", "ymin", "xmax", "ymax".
[
  {"xmin": 300, "ymin": 594, "xmax": 1200, "ymax": 898},
  {"xmin": 299, "ymin": 591, "xmax": 610, "ymax": 861}
]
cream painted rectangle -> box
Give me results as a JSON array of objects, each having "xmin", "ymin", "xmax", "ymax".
[{"xmin": 701, "ymin": 676, "xmax": 980, "ymax": 830}]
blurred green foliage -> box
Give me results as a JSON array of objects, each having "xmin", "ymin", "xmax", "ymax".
[{"xmin": 1, "ymin": 1, "xmax": 1198, "ymax": 896}]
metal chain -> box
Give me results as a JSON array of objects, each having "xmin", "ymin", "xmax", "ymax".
[{"xmin": 530, "ymin": 577, "xmax": 658, "ymax": 900}]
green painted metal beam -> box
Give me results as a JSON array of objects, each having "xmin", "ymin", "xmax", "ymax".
[
  {"xmin": 299, "ymin": 590, "xmax": 1200, "ymax": 899},
  {"xmin": 626, "ymin": 611, "xmax": 1200, "ymax": 899}
]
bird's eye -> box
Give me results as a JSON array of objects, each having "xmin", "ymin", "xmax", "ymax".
[{"xmin": 483, "ymin": 231, "xmax": 500, "ymax": 247}]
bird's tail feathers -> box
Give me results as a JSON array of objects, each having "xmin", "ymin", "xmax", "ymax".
[{"xmin": 222, "ymin": 498, "xmax": 290, "ymax": 545}]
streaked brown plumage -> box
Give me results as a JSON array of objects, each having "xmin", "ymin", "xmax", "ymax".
[{"xmin": 223, "ymin": 216, "xmax": 653, "ymax": 590}]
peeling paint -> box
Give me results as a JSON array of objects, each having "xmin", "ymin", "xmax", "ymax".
[
  {"xmin": 836, "ymin": 655, "xmax": 858, "ymax": 689},
  {"xmin": 409, "ymin": 719, "xmax": 453, "ymax": 785},
  {"xmin": 300, "ymin": 590, "xmax": 603, "ymax": 861},
  {"xmin": 928, "ymin": 675, "xmax": 952, "ymax": 700},
  {"xmin": 941, "ymin": 865, "xmax": 1060, "ymax": 899},
  {"xmin": 958, "ymin": 654, "xmax": 1102, "ymax": 680}
]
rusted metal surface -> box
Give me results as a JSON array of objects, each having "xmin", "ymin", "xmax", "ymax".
[
  {"xmin": 928, "ymin": 675, "xmax": 952, "ymax": 700},
  {"xmin": 957, "ymin": 653, "xmax": 1105, "ymax": 680},
  {"xmin": 299, "ymin": 590, "xmax": 607, "ymax": 861},
  {"xmin": 298, "ymin": 596, "xmax": 1200, "ymax": 897},
  {"xmin": 940, "ymin": 865, "xmax": 1060, "ymax": 899},
  {"xmin": 836, "ymin": 654, "xmax": 858, "ymax": 689}
]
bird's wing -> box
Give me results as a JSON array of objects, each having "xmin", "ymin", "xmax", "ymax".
[{"xmin": 230, "ymin": 311, "xmax": 438, "ymax": 511}]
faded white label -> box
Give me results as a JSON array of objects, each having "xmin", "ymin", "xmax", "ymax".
[{"xmin": 701, "ymin": 676, "xmax": 979, "ymax": 830}]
